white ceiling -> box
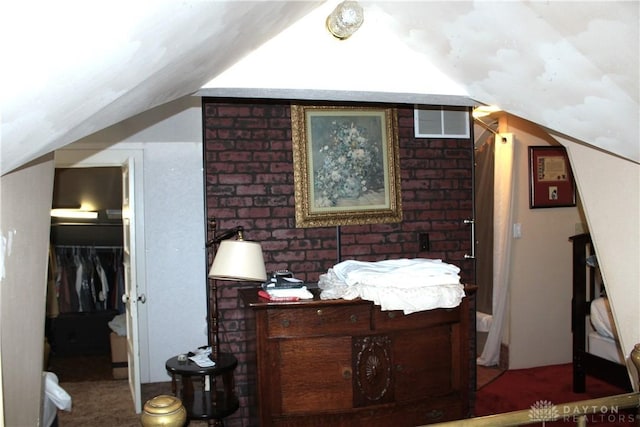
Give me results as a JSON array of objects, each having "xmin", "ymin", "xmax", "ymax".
[{"xmin": 1, "ymin": 1, "xmax": 638, "ymax": 175}]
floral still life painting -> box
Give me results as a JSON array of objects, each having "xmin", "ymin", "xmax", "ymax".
[{"xmin": 291, "ymin": 105, "xmax": 402, "ymax": 228}]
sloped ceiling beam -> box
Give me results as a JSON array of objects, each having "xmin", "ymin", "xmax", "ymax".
[
  {"xmin": 1, "ymin": 1, "xmax": 638, "ymax": 175},
  {"xmin": 0, "ymin": 1, "xmax": 323, "ymax": 175}
]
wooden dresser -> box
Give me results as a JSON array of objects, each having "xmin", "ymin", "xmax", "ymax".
[{"xmin": 240, "ymin": 286, "xmax": 473, "ymax": 426}]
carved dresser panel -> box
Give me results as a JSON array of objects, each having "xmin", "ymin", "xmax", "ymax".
[{"xmin": 240, "ymin": 287, "xmax": 472, "ymax": 426}]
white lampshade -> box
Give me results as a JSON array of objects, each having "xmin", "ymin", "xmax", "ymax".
[{"xmin": 208, "ymin": 240, "xmax": 267, "ymax": 282}]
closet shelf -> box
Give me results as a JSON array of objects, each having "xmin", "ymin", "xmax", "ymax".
[{"xmin": 50, "ymin": 222, "xmax": 123, "ymax": 247}]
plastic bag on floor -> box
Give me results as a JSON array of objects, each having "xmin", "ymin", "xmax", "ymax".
[{"xmin": 42, "ymin": 372, "xmax": 72, "ymax": 427}]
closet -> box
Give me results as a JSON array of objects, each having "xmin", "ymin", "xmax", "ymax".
[{"xmin": 46, "ymin": 167, "xmax": 124, "ymax": 378}]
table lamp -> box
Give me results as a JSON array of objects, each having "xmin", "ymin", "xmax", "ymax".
[{"xmin": 206, "ymin": 221, "xmax": 266, "ymax": 361}]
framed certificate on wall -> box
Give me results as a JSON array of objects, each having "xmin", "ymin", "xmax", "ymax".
[{"xmin": 528, "ymin": 146, "xmax": 576, "ymax": 209}]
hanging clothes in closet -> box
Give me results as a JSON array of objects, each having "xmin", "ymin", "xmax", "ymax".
[{"xmin": 53, "ymin": 246, "xmax": 125, "ymax": 314}]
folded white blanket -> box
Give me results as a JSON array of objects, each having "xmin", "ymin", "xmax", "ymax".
[
  {"xmin": 333, "ymin": 258, "xmax": 461, "ymax": 288},
  {"xmin": 319, "ymin": 258, "xmax": 465, "ymax": 314}
]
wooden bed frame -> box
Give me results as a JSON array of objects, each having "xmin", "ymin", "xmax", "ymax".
[{"xmin": 570, "ymin": 233, "xmax": 631, "ymax": 393}]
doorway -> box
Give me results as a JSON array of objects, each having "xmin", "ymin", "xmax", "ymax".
[
  {"xmin": 50, "ymin": 145, "xmax": 146, "ymax": 413},
  {"xmin": 46, "ymin": 167, "xmax": 125, "ymax": 382}
]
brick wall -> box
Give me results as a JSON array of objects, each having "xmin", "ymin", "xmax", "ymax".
[{"xmin": 203, "ymin": 98, "xmax": 475, "ymax": 426}]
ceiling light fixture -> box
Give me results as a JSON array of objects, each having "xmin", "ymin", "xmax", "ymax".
[
  {"xmin": 326, "ymin": 1, "xmax": 364, "ymax": 40},
  {"xmin": 472, "ymin": 105, "xmax": 501, "ymax": 119},
  {"xmin": 50, "ymin": 208, "xmax": 98, "ymax": 219},
  {"xmin": 472, "ymin": 105, "xmax": 504, "ymax": 138}
]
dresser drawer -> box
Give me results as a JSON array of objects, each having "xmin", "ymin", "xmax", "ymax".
[
  {"xmin": 372, "ymin": 306, "xmax": 459, "ymax": 332},
  {"xmin": 357, "ymin": 396, "xmax": 463, "ymax": 425},
  {"xmin": 381, "ymin": 397, "xmax": 464, "ymax": 425},
  {"xmin": 267, "ymin": 305, "xmax": 371, "ymax": 338}
]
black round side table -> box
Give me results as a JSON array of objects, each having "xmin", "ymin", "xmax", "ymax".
[{"xmin": 165, "ymin": 352, "xmax": 239, "ymax": 426}]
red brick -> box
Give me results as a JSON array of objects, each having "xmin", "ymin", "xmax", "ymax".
[{"xmin": 202, "ymin": 98, "xmax": 474, "ymax": 426}]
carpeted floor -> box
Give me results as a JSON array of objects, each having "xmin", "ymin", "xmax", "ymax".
[
  {"xmin": 57, "ymin": 380, "xmax": 143, "ymax": 427},
  {"xmin": 476, "ymin": 364, "xmax": 504, "ymax": 389},
  {"xmin": 48, "ymin": 352, "xmax": 201, "ymax": 426},
  {"xmin": 475, "ymin": 363, "xmax": 638, "ymax": 426},
  {"xmin": 57, "ymin": 380, "xmax": 211, "ymax": 426},
  {"xmin": 48, "ymin": 354, "xmax": 114, "ymax": 383},
  {"xmin": 53, "ymin": 359, "xmax": 635, "ymax": 426},
  {"xmin": 55, "ymin": 364, "xmax": 504, "ymax": 425}
]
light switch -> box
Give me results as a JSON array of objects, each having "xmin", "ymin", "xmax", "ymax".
[{"xmin": 513, "ymin": 223, "xmax": 522, "ymax": 239}]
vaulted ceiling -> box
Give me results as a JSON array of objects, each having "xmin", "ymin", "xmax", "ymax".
[{"xmin": 2, "ymin": 1, "xmax": 638, "ymax": 175}]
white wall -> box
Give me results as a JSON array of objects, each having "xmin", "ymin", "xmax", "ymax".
[
  {"xmin": 142, "ymin": 142, "xmax": 208, "ymax": 380},
  {"xmin": 57, "ymin": 96, "xmax": 207, "ymax": 382},
  {"xmin": 560, "ymin": 137, "xmax": 640, "ymax": 389},
  {"xmin": 2, "ymin": 95, "xmax": 635, "ymax": 427},
  {"xmin": 499, "ymin": 116, "xmax": 584, "ymax": 369},
  {"xmin": 0, "ymin": 154, "xmax": 55, "ymax": 426}
]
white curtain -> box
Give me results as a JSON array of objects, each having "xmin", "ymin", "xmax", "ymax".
[{"xmin": 477, "ymin": 134, "xmax": 514, "ymax": 366}]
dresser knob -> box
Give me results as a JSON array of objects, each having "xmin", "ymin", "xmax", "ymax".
[
  {"xmin": 350, "ymin": 314, "xmax": 358, "ymax": 323},
  {"xmin": 387, "ymin": 312, "xmax": 396, "ymax": 319},
  {"xmin": 281, "ymin": 319, "xmax": 290, "ymax": 328},
  {"xmin": 342, "ymin": 368, "xmax": 352, "ymax": 379},
  {"xmin": 425, "ymin": 409, "xmax": 444, "ymax": 420},
  {"xmin": 316, "ymin": 309, "xmax": 323, "ymax": 316}
]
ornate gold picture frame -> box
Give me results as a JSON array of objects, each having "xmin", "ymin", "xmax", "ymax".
[{"xmin": 291, "ymin": 105, "xmax": 402, "ymax": 228}]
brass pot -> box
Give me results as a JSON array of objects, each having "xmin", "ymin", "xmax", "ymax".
[{"xmin": 140, "ymin": 395, "xmax": 187, "ymax": 427}]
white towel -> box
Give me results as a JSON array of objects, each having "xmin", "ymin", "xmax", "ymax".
[{"xmin": 267, "ymin": 286, "xmax": 314, "ymax": 299}]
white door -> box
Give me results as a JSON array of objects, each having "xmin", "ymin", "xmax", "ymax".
[{"xmin": 122, "ymin": 157, "xmax": 142, "ymax": 412}]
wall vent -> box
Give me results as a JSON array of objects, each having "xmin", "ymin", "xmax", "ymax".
[{"xmin": 414, "ymin": 106, "xmax": 470, "ymax": 138}]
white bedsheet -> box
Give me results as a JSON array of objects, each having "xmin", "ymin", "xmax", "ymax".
[
  {"xmin": 588, "ymin": 331, "xmax": 625, "ymax": 364},
  {"xmin": 588, "ymin": 297, "xmax": 624, "ymax": 364},
  {"xmin": 319, "ymin": 258, "xmax": 465, "ymax": 314},
  {"xmin": 590, "ymin": 297, "xmax": 618, "ymax": 340}
]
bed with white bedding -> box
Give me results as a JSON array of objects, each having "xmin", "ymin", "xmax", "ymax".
[
  {"xmin": 571, "ymin": 233, "xmax": 631, "ymax": 393},
  {"xmin": 588, "ymin": 297, "xmax": 625, "ymax": 364}
]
